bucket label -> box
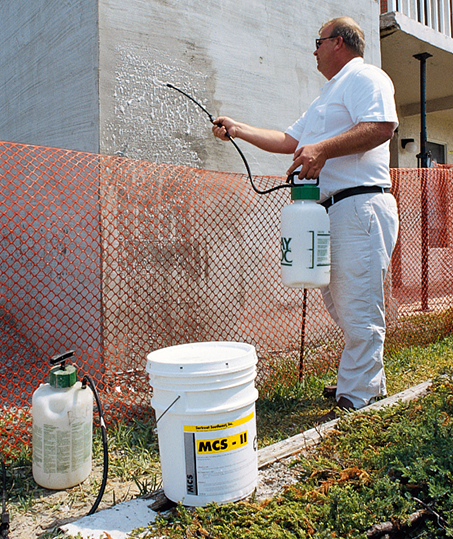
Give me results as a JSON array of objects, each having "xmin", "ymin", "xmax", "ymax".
[
  {"xmin": 183, "ymin": 411, "xmax": 256, "ymax": 498},
  {"xmin": 183, "ymin": 412, "xmax": 254, "ymax": 433},
  {"xmin": 196, "ymin": 431, "xmax": 248, "ymax": 454}
]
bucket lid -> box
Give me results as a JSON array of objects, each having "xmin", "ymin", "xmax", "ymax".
[
  {"xmin": 146, "ymin": 341, "xmax": 257, "ymax": 377},
  {"xmin": 291, "ymin": 185, "xmax": 320, "ymax": 200},
  {"xmin": 49, "ymin": 364, "xmax": 77, "ymax": 388}
]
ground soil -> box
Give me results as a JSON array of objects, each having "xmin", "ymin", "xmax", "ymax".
[
  {"xmin": 9, "ymin": 465, "xmax": 145, "ymax": 538},
  {"xmin": 9, "ymin": 458, "xmax": 299, "ymax": 538}
]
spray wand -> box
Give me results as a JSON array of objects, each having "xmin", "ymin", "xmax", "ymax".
[{"xmin": 165, "ymin": 83, "xmax": 296, "ymax": 195}]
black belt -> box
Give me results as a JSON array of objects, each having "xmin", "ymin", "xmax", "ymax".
[{"xmin": 321, "ymin": 186, "xmax": 390, "ymax": 210}]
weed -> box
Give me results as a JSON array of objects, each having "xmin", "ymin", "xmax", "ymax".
[{"xmin": 256, "ymin": 374, "xmax": 333, "ymax": 446}]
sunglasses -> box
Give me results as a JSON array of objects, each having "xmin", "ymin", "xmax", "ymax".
[{"xmin": 315, "ymin": 36, "xmax": 336, "ymax": 49}]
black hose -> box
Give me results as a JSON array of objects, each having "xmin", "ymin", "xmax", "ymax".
[
  {"xmin": 1, "ymin": 461, "xmax": 9, "ymax": 539},
  {"xmin": 227, "ymin": 135, "xmax": 294, "ymax": 195},
  {"xmin": 82, "ymin": 375, "xmax": 109, "ymax": 516},
  {"xmin": 166, "ymin": 83, "xmax": 294, "ymax": 195}
]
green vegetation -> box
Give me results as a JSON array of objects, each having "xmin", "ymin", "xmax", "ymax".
[
  {"xmin": 136, "ymin": 371, "xmax": 453, "ymax": 538},
  {"xmin": 102, "ymin": 418, "xmax": 161, "ymax": 490},
  {"xmin": 256, "ymin": 333, "xmax": 453, "ymax": 448}
]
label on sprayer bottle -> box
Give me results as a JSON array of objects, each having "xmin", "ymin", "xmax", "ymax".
[{"xmin": 281, "ymin": 231, "xmax": 330, "ymax": 269}]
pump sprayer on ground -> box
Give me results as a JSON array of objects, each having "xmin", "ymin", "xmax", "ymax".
[
  {"xmin": 32, "ymin": 350, "xmax": 108, "ymax": 515},
  {"xmin": 165, "ymin": 83, "xmax": 330, "ymax": 289}
]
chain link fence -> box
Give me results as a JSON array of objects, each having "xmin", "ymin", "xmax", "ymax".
[{"xmin": 1, "ymin": 141, "xmax": 453, "ymax": 456}]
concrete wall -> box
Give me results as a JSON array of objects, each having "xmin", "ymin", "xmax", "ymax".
[
  {"xmin": 0, "ymin": 0, "xmax": 99, "ymax": 153},
  {"xmin": 99, "ymin": 0, "xmax": 382, "ymax": 176}
]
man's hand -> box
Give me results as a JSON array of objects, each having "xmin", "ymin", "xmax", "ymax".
[
  {"xmin": 287, "ymin": 143, "xmax": 328, "ymax": 180},
  {"xmin": 212, "ymin": 116, "xmax": 238, "ymax": 140}
]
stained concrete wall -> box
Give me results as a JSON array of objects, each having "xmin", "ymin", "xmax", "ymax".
[
  {"xmin": 0, "ymin": 0, "xmax": 99, "ymax": 153},
  {"xmin": 0, "ymin": 0, "xmax": 381, "ymax": 175}
]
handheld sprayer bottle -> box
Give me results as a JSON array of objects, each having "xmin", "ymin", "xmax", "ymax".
[{"xmin": 280, "ymin": 182, "xmax": 330, "ymax": 288}]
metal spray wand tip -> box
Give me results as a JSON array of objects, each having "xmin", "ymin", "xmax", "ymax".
[{"xmin": 151, "ymin": 77, "xmax": 168, "ymax": 87}]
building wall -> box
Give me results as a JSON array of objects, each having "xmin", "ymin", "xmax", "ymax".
[
  {"xmin": 398, "ymin": 113, "xmax": 453, "ymax": 167},
  {"xmin": 0, "ymin": 0, "xmax": 100, "ymax": 153},
  {"xmin": 99, "ymin": 0, "xmax": 382, "ymax": 176}
]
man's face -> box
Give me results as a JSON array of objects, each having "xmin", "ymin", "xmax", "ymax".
[{"xmin": 314, "ymin": 24, "xmax": 337, "ymax": 79}]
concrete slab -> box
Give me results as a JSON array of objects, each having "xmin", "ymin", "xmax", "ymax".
[{"xmin": 60, "ymin": 498, "xmax": 158, "ymax": 539}]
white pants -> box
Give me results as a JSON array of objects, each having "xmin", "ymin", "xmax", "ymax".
[{"xmin": 321, "ymin": 191, "xmax": 399, "ymax": 409}]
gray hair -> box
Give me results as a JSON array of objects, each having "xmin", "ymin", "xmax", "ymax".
[{"xmin": 321, "ymin": 17, "xmax": 365, "ymax": 57}]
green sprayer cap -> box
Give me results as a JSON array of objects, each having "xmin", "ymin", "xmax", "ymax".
[
  {"xmin": 49, "ymin": 364, "xmax": 78, "ymax": 388},
  {"xmin": 291, "ymin": 185, "xmax": 320, "ymax": 201}
]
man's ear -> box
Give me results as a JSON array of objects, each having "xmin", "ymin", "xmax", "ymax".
[{"xmin": 333, "ymin": 36, "xmax": 343, "ymax": 51}]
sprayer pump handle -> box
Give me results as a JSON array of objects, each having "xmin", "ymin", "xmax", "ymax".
[{"xmin": 50, "ymin": 349, "xmax": 76, "ymax": 367}]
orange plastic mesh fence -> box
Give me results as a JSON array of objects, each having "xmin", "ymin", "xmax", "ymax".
[
  {"xmin": 386, "ymin": 165, "xmax": 453, "ymax": 346},
  {"xmin": 1, "ymin": 141, "xmax": 453, "ymax": 456}
]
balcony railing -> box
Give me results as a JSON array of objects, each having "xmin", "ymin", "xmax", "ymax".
[{"xmin": 381, "ymin": 0, "xmax": 453, "ymax": 38}]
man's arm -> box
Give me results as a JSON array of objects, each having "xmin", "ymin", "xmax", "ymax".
[
  {"xmin": 287, "ymin": 121, "xmax": 397, "ymax": 179},
  {"xmin": 212, "ymin": 116, "xmax": 298, "ymax": 154}
]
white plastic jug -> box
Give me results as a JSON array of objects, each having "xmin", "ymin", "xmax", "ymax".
[
  {"xmin": 280, "ymin": 185, "xmax": 330, "ymax": 288},
  {"xmin": 32, "ymin": 363, "xmax": 93, "ymax": 490}
]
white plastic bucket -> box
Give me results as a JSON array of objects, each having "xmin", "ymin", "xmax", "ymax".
[{"xmin": 146, "ymin": 341, "xmax": 259, "ymax": 507}]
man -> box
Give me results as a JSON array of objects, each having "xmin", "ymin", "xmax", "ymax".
[{"xmin": 212, "ymin": 17, "xmax": 399, "ymax": 414}]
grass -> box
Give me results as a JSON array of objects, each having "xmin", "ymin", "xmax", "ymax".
[
  {"xmin": 103, "ymin": 419, "xmax": 161, "ymax": 485},
  {"xmin": 141, "ymin": 374, "xmax": 453, "ymax": 538},
  {"xmin": 255, "ymin": 333, "xmax": 453, "ymax": 448},
  {"xmin": 136, "ymin": 365, "xmax": 453, "ymax": 538},
  {"xmin": 4, "ymin": 332, "xmax": 453, "ymax": 537}
]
